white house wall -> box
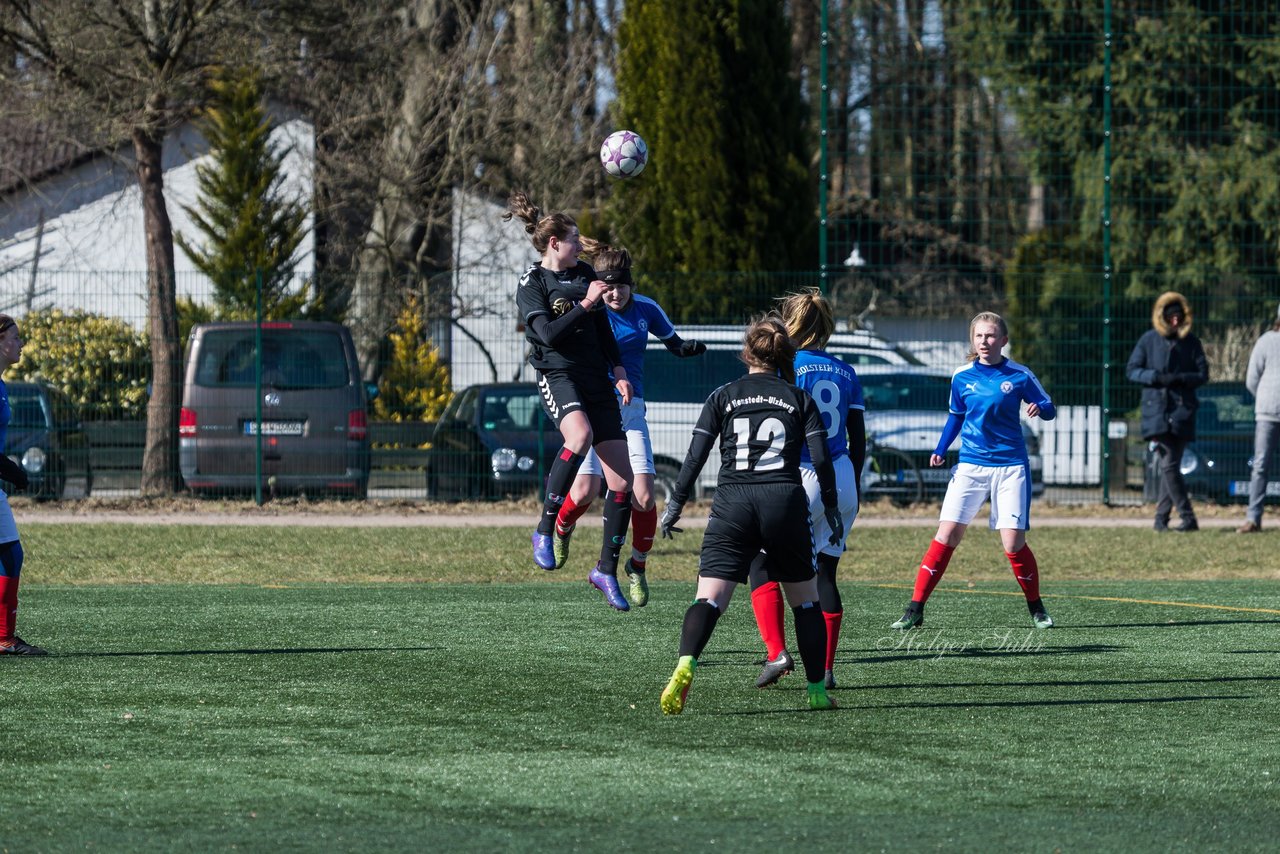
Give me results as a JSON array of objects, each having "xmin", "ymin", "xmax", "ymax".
[{"xmin": 0, "ymin": 117, "xmax": 314, "ymax": 328}]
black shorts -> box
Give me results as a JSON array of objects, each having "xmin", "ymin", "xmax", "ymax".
[
  {"xmin": 698, "ymin": 482, "xmax": 816, "ymax": 584},
  {"xmin": 536, "ymin": 369, "xmax": 625, "ymax": 444}
]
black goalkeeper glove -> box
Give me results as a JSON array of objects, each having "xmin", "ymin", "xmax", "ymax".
[
  {"xmin": 825, "ymin": 506, "xmax": 844, "ymax": 547},
  {"xmin": 679, "ymin": 339, "xmax": 707, "ymax": 357},
  {"xmin": 660, "ymin": 502, "xmax": 685, "ymax": 539},
  {"xmin": 0, "ymin": 455, "xmax": 28, "ymax": 491}
]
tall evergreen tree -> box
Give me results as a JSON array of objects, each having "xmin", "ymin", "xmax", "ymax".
[
  {"xmin": 177, "ymin": 67, "xmax": 311, "ymax": 321},
  {"xmin": 611, "ymin": 0, "xmax": 815, "ymax": 322}
]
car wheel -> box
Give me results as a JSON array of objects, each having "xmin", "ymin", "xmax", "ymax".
[{"xmin": 653, "ymin": 463, "xmax": 681, "ymax": 506}]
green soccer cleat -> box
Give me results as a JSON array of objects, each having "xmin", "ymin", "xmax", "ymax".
[
  {"xmin": 624, "ymin": 559, "xmax": 649, "ymax": 607},
  {"xmin": 552, "ymin": 524, "xmax": 575, "ymax": 569},
  {"xmin": 808, "ymin": 682, "xmax": 838, "ymax": 711},
  {"xmin": 660, "ymin": 656, "xmax": 696, "ymax": 715},
  {"xmin": 1028, "ymin": 598, "xmax": 1054, "ymax": 629},
  {"xmin": 891, "ymin": 604, "xmax": 924, "ymax": 630}
]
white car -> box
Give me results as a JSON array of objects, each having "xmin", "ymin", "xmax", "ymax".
[{"xmin": 641, "ymin": 326, "xmax": 926, "ymax": 501}]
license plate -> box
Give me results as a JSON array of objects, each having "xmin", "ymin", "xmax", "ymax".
[
  {"xmin": 243, "ymin": 420, "xmax": 304, "ymax": 436},
  {"xmin": 1230, "ymin": 480, "xmax": 1280, "ymax": 497}
]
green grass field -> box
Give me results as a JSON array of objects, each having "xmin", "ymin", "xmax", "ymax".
[{"xmin": 2, "ymin": 522, "xmax": 1278, "ymax": 850}]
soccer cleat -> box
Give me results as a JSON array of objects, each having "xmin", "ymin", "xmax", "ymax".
[
  {"xmin": 1028, "ymin": 598, "xmax": 1054, "ymax": 629},
  {"xmin": 824, "ymin": 669, "xmax": 837, "ymax": 690},
  {"xmin": 808, "ymin": 682, "xmax": 838, "ymax": 711},
  {"xmin": 552, "ymin": 524, "xmax": 575, "ymax": 568},
  {"xmin": 0, "ymin": 636, "xmax": 48, "ymax": 656},
  {"xmin": 624, "ymin": 559, "xmax": 649, "ymax": 607},
  {"xmin": 891, "ymin": 605, "xmax": 924, "ymax": 630},
  {"xmin": 532, "ymin": 531, "xmax": 557, "ymax": 571},
  {"xmin": 755, "ymin": 649, "xmax": 795, "ymax": 688},
  {"xmin": 589, "ymin": 564, "xmax": 630, "ymax": 611},
  {"xmin": 661, "ymin": 656, "xmax": 696, "ymax": 715}
]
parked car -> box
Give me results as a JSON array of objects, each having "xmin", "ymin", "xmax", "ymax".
[
  {"xmin": 179, "ymin": 321, "xmax": 374, "ymax": 498},
  {"xmin": 424, "ymin": 382, "xmax": 561, "ymax": 500},
  {"xmin": 3, "ymin": 381, "xmax": 93, "ymax": 500},
  {"xmin": 1142, "ymin": 381, "xmax": 1270, "ymax": 504},
  {"xmin": 641, "ymin": 325, "xmax": 926, "ymax": 500},
  {"xmin": 858, "ymin": 365, "xmax": 1045, "ymax": 498}
]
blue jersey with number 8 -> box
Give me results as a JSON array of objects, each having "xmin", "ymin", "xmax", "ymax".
[{"xmin": 794, "ymin": 349, "xmax": 865, "ymax": 463}]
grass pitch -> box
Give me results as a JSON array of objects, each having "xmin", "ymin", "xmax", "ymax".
[{"xmin": 2, "ymin": 522, "xmax": 1278, "ymax": 850}]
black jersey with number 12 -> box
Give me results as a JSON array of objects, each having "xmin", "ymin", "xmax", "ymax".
[{"xmin": 692, "ymin": 372, "xmax": 828, "ymax": 489}]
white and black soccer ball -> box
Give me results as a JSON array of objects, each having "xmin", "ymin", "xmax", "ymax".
[{"xmin": 599, "ymin": 130, "xmax": 649, "ymax": 179}]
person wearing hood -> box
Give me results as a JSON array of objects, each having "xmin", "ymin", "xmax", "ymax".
[{"xmin": 1126, "ymin": 292, "xmax": 1210, "ymax": 532}]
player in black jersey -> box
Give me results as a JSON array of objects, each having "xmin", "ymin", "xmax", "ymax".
[
  {"xmin": 505, "ymin": 192, "xmax": 636, "ymax": 609},
  {"xmin": 658, "ymin": 316, "xmax": 844, "ymax": 714}
]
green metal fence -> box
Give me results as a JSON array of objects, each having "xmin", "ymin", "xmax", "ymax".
[{"xmin": 4, "ymin": 4, "xmax": 1279, "ymax": 506}]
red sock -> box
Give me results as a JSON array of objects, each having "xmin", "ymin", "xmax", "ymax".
[
  {"xmin": 555, "ymin": 493, "xmax": 592, "ymax": 535},
  {"xmin": 823, "ymin": 610, "xmax": 843, "ymax": 671},
  {"xmin": 0, "ymin": 575, "xmax": 15, "ymax": 641},
  {"xmin": 630, "ymin": 506, "xmax": 657, "ymax": 565},
  {"xmin": 751, "ymin": 582, "xmax": 787, "ymax": 659},
  {"xmin": 911, "ymin": 539, "xmax": 956, "ymax": 603},
  {"xmin": 1006, "ymin": 544, "xmax": 1040, "ymax": 600}
]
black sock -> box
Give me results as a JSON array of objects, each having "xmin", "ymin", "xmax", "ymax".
[
  {"xmin": 678, "ymin": 599, "xmax": 722, "ymax": 659},
  {"xmin": 537, "ymin": 447, "xmax": 584, "ymax": 535},
  {"xmin": 816, "ymin": 553, "xmax": 841, "ymax": 613},
  {"xmin": 792, "ymin": 601, "xmax": 827, "ymax": 684},
  {"xmin": 598, "ymin": 489, "xmax": 633, "ymax": 573}
]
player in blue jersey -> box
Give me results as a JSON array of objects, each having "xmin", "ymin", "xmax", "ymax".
[
  {"xmin": 506, "ymin": 194, "xmax": 635, "ymax": 604},
  {"xmin": 0, "ymin": 315, "xmax": 44, "ymax": 655},
  {"xmin": 890, "ymin": 311, "xmax": 1057, "ymax": 631},
  {"xmin": 658, "ymin": 316, "xmax": 843, "ymax": 714},
  {"xmin": 550, "ymin": 246, "xmax": 706, "ymax": 609},
  {"xmin": 748, "ymin": 289, "xmax": 865, "ymax": 690}
]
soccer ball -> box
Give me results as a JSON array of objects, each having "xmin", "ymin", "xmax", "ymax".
[{"xmin": 599, "ymin": 130, "xmax": 648, "ymax": 178}]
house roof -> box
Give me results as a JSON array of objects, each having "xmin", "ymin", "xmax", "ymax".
[{"xmin": 0, "ymin": 106, "xmax": 100, "ymax": 198}]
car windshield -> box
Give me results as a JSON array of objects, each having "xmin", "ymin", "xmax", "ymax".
[
  {"xmin": 7, "ymin": 387, "xmax": 46, "ymax": 428},
  {"xmin": 480, "ymin": 388, "xmax": 552, "ymax": 431},
  {"xmin": 1197, "ymin": 387, "xmax": 1255, "ymax": 434},
  {"xmin": 195, "ymin": 330, "xmax": 350, "ymax": 389},
  {"xmin": 861, "ymin": 373, "xmax": 951, "ymax": 411}
]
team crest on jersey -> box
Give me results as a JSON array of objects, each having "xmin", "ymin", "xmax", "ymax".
[
  {"xmin": 1001, "ymin": 380, "xmax": 1014, "ymax": 394},
  {"xmin": 552, "ymin": 297, "xmax": 574, "ymax": 317},
  {"xmin": 638, "ymin": 319, "xmax": 648, "ymax": 332}
]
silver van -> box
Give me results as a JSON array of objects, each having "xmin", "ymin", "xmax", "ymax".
[{"xmin": 179, "ymin": 321, "xmax": 373, "ymax": 498}]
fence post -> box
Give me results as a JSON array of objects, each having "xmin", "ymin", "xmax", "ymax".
[
  {"xmin": 254, "ymin": 268, "xmax": 264, "ymax": 506},
  {"xmin": 1101, "ymin": 0, "xmax": 1115, "ymax": 503}
]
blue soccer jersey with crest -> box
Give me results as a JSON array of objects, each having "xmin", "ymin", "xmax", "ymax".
[
  {"xmin": 945, "ymin": 359, "xmax": 1055, "ymax": 466},
  {"xmin": 605, "ymin": 294, "xmax": 676, "ymax": 400},
  {"xmin": 794, "ymin": 349, "xmax": 865, "ymax": 463}
]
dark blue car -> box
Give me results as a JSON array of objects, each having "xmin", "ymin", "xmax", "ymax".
[
  {"xmin": 1144, "ymin": 381, "xmax": 1275, "ymax": 504},
  {"xmin": 424, "ymin": 383, "xmax": 561, "ymax": 501},
  {"xmin": 3, "ymin": 381, "xmax": 93, "ymax": 500}
]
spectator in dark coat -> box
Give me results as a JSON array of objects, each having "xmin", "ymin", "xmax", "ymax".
[{"xmin": 1126, "ymin": 291, "xmax": 1210, "ymax": 532}]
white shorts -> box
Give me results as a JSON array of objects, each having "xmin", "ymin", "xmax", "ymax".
[
  {"xmin": 801, "ymin": 455, "xmax": 859, "ymax": 557},
  {"xmin": 939, "ymin": 462, "xmax": 1032, "ymax": 530},
  {"xmin": 580, "ymin": 397, "xmax": 655, "ymax": 477}
]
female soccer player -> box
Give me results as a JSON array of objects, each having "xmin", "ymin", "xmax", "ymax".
[
  {"xmin": 658, "ymin": 316, "xmax": 843, "ymax": 715},
  {"xmin": 889, "ymin": 311, "xmax": 1056, "ymax": 631},
  {"xmin": 748, "ymin": 289, "xmax": 865, "ymax": 690},
  {"xmin": 549, "ymin": 246, "xmax": 706, "ymax": 606},
  {"xmin": 0, "ymin": 315, "xmax": 44, "ymax": 655},
  {"xmin": 505, "ymin": 193, "xmax": 635, "ymax": 610}
]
